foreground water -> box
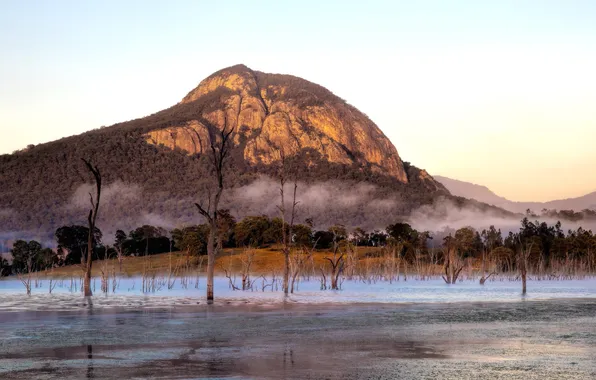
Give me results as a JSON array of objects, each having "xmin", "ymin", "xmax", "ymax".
[
  {"xmin": 1, "ymin": 277, "xmax": 595, "ymax": 379},
  {"xmin": 1, "ymin": 276, "xmax": 596, "ymax": 310}
]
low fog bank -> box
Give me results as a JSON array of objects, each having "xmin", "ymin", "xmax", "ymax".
[
  {"xmin": 409, "ymin": 198, "xmax": 596, "ymax": 246},
  {"xmin": 228, "ymin": 177, "xmax": 596, "ymax": 236},
  {"xmin": 2, "ymin": 176, "xmax": 596, "ymax": 251},
  {"xmin": 224, "ymin": 177, "xmax": 403, "ymax": 230},
  {"xmin": 66, "ymin": 181, "xmax": 187, "ymax": 244}
]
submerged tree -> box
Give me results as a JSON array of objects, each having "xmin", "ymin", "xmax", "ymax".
[
  {"xmin": 479, "ymin": 226, "xmax": 502, "ymax": 284},
  {"xmin": 82, "ymin": 159, "xmax": 102, "ymax": 297},
  {"xmin": 275, "ymin": 148, "xmax": 299, "ymax": 296},
  {"xmin": 192, "ymin": 119, "xmax": 234, "ymax": 303},
  {"xmin": 323, "ymin": 224, "xmax": 347, "ymax": 290},
  {"xmin": 514, "ymin": 218, "xmax": 543, "ymax": 295},
  {"xmin": 441, "ymin": 227, "xmax": 476, "ymax": 284}
]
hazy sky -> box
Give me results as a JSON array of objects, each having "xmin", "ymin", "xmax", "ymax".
[{"xmin": 1, "ymin": 1, "xmax": 595, "ymax": 202}]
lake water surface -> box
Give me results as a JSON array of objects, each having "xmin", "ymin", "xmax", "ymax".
[{"xmin": 1, "ymin": 277, "xmax": 595, "ymax": 379}]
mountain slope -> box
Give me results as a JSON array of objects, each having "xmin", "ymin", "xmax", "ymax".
[
  {"xmin": 435, "ymin": 175, "xmax": 596, "ymax": 213},
  {"xmin": 1, "ymin": 65, "xmax": 510, "ymax": 241},
  {"xmin": 433, "ymin": 176, "xmax": 509, "ymax": 206}
]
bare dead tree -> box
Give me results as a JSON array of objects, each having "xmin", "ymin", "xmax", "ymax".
[
  {"xmin": 114, "ymin": 243, "xmax": 125, "ymax": 273},
  {"xmin": 82, "ymin": 159, "xmax": 101, "ymax": 297},
  {"xmin": 289, "ymin": 240, "xmax": 317, "ymax": 293},
  {"xmin": 240, "ymin": 248, "xmax": 255, "ymax": 290},
  {"xmin": 275, "ymin": 147, "xmax": 299, "ymax": 296},
  {"xmin": 479, "ymin": 271, "xmax": 496, "ymax": 285},
  {"xmin": 517, "ymin": 239, "xmax": 534, "ymax": 295},
  {"xmin": 324, "ymin": 230, "xmax": 346, "ymax": 290},
  {"xmin": 384, "ymin": 245, "xmax": 401, "ymax": 283},
  {"xmin": 319, "ymin": 268, "xmax": 328, "ymax": 290},
  {"xmin": 223, "ymin": 268, "xmax": 240, "ymax": 291},
  {"xmin": 192, "ymin": 119, "xmax": 234, "ymax": 303},
  {"xmin": 16, "ymin": 250, "xmax": 37, "ymax": 295},
  {"xmin": 442, "ymin": 235, "xmax": 464, "ymax": 284},
  {"xmin": 99, "ymin": 246, "xmax": 110, "ymax": 294}
]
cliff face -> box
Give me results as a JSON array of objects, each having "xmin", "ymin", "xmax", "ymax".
[{"xmin": 146, "ymin": 65, "xmax": 409, "ymax": 183}]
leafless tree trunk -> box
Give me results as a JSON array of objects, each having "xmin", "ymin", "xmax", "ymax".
[
  {"xmin": 276, "ymin": 149, "xmax": 299, "ymax": 296},
  {"xmin": 114, "ymin": 245, "xmax": 124, "ymax": 273},
  {"xmin": 442, "ymin": 247, "xmax": 464, "ymax": 284},
  {"xmin": 518, "ymin": 244, "xmax": 532, "ymax": 295},
  {"xmin": 289, "ymin": 243, "xmax": 315, "ymax": 293},
  {"xmin": 17, "ymin": 253, "xmax": 36, "ymax": 295},
  {"xmin": 515, "ymin": 235, "xmax": 535, "ymax": 295},
  {"xmin": 192, "ymin": 119, "xmax": 234, "ymax": 304},
  {"xmin": 324, "ymin": 236, "xmax": 345, "ymax": 290},
  {"xmin": 99, "ymin": 246, "xmax": 109, "ymax": 294},
  {"xmin": 480, "ymin": 246, "xmax": 487, "ymax": 284},
  {"xmin": 82, "ymin": 159, "xmax": 102, "ymax": 297},
  {"xmin": 240, "ymin": 248, "xmax": 255, "ymax": 290}
]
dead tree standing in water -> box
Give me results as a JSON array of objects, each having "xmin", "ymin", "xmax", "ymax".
[
  {"xmin": 324, "ymin": 226, "xmax": 346, "ymax": 290},
  {"xmin": 276, "ymin": 148, "xmax": 299, "ymax": 296},
  {"xmin": 192, "ymin": 120, "xmax": 234, "ymax": 303},
  {"xmin": 516, "ymin": 237, "xmax": 535, "ymax": 295},
  {"xmin": 442, "ymin": 235, "xmax": 463, "ymax": 284},
  {"xmin": 82, "ymin": 159, "xmax": 102, "ymax": 297}
]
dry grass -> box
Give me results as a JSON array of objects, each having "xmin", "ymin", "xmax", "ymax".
[{"xmin": 38, "ymin": 246, "xmax": 388, "ymax": 278}]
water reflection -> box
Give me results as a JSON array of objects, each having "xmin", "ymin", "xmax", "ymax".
[
  {"xmin": 0, "ymin": 300, "xmax": 594, "ymax": 379},
  {"xmin": 86, "ymin": 345, "xmax": 93, "ymax": 379}
]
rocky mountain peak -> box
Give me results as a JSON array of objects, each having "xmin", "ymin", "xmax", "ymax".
[{"xmin": 148, "ymin": 65, "xmax": 411, "ymax": 183}]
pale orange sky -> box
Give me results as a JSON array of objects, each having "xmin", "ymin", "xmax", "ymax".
[{"xmin": 1, "ymin": 1, "xmax": 595, "ymax": 202}]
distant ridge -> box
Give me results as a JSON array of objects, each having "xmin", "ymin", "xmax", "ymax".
[{"xmin": 435, "ymin": 175, "xmax": 596, "ymax": 213}]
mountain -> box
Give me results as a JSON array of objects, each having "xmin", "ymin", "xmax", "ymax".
[
  {"xmin": 435, "ymin": 175, "xmax": 596, "ymax": 213},
  {"xmin": 433, "ymin": 176, "xmax": 510, "ymax": 206},
  {"xmin": 0, "ymin": 65, "xmax": 509, "ymax": 242}
]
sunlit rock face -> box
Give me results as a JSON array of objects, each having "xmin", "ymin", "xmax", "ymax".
[{"xmin": 146, "ymin": 64, "xmax": 409, "ymax": 183}]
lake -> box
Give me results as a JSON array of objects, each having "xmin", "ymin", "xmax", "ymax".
[{"xmin": 1, "ymin": 277, "xmax": 595, "ymax": 379}]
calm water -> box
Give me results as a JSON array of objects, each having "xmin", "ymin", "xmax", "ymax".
[
  {"xmin": 0, "ymin": 276, "xmax": 595, "ymax": 311},
  {"xmin": 1, "ymin": 277, "xmax": 595, "ymax": 379}
]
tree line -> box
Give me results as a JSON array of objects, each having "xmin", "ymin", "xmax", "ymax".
[{"xmin": 5, "ymin": 216, "xmax": 595, "ymax": 286}]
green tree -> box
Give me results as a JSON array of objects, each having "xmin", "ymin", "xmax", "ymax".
[
  {"xmin": 263, "ymin": 217, "xmax": 287, "ymax": 245},
  {"xmin": 179, "ymin": 225, "xmax": 210, "ymax": 256},
  {"xmin": 0, "ymin": 256, "xmax": 9, "ymax": 276},
  {"xmin": 234, "ymin": 216, "xmax": 271, "ymax": 247},
  {"xmin": 129, "ymin": 225, "xmax": 167, "ymax": 241},
  {"xmin": 56, "ymin": 225, "xmax": 102, "ymax": 265},
  {"xmin": 292, "ymin": 224, "xmax": 313, "ymax": 247},
  {"xmin": 11, "ymin": 240, "xmax": 42, "ymax": 273},
  {"xmin": 114, "ymin": 230, "xmax": 127, "ymax": 248},
  {"xmin": 454, "ymin": 227, "xmax": 477, "ymax": 258},
  {"xmin": 350, "ymin": 227, "xmax": 369, "ymax": 246}
]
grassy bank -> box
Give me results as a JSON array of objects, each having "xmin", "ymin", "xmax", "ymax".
[{"xmin": 36, "ymin": 246, "xmax": 392, "ymax": 278}]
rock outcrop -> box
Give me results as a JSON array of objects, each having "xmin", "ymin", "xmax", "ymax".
[{"xmin": 146, "ymin": 65, "xmax": 409, "ymax": 183}]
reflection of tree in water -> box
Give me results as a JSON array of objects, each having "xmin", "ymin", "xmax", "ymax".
[
  {"xmin": 86, "ymin": 298, "xmax": 94, "ymax": 378},
  {"xmin": 86, "ymin": 344, "xmax": 93, "ymax": 379},
  {"xmin": 283, "ymin": 344, "xmax": 295, "ymax": 373},
  {"xmin": 206, "ymin": 338, "xmax": 218, "ymax": 375}
]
